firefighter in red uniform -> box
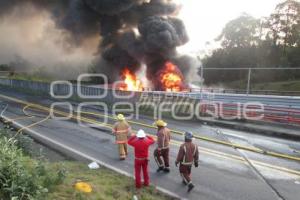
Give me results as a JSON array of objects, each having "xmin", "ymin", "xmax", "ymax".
[
  {"xmin": 175, "ymin": 131, "xmax": 199, "ymax": 192},
  {"xmin": 128, "ymin": 129, "xmax": 155, "ymax": 188},
  {"xmin": 153, "ymin": 120, "xmax": 171, "ymax": 172},
  {"xmin": 112, "ymin": 114, "xmax": 131, "ymax": 160}
]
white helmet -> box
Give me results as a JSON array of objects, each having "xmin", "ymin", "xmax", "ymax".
[{"xmin": 136, "ymin": 129, "xmax": 146, "ymax": 138}]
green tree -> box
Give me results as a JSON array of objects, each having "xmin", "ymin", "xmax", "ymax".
[
  {"xmin": 200, "ymin": 0, "xmax": 300, "ymax": 87},
  {"xmin": 265, "ymin": 0, "xmax": 300, "ymax": 48},
  {"xmin": 216, "ymin": 13, "xmax": 260, "ymax": 48}
]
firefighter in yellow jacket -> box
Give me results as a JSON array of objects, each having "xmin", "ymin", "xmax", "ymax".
[
  {"xmin": 112, "ymin": 114, "xmax": 132, "ymax": 160},
  {"xmin": 153, "ymin": 119, "xmax": 171, "ymax": 172}
]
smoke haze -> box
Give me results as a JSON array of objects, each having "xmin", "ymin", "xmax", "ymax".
[{"xmin": 0, "ymin": 0, "xmax": 199, "ymax": 87}]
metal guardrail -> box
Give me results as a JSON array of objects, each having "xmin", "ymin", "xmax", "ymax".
[
  {"xmin": 189, "ymin": 88, "xmax": 300, "ymax": 96},
  {"xmin": 131, "ymin": 90, "xmax": 300, "ymax": 125},
  {"xmin": 0, "ymin": 78, "xmax": 300, "ymax": 126}
]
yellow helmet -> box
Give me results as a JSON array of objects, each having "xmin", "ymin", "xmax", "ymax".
[
  {"xmin": 117, "ymin": 114, "xmax": 125, "ymax": 121},
  {"xmin": 74, "ymin": 182, "xmax": 92, "ymax": 193},
  {"xmin": 153, "ymin": 119, "xmax": 167, "ymax": 127}
]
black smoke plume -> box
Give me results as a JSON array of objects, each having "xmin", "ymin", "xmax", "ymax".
[{"xmin": 0, "ymin": 0, "xmax": 192, "ymax": 89}]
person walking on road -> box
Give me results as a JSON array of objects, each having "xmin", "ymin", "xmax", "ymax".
[
  {"xmin": 153, "ymin": 119, "xmax": 171, "ymax": 173},
  {"xmin": 175, "ymin": 131, "xmax": 199, "ymax": 192},
  {"xmin": 112, "ymin": 114, "xmax": 131, "ymax": 160},
  {"xmin": 128, "ymin": 130, "xmax": 155, "ymax": 188}
]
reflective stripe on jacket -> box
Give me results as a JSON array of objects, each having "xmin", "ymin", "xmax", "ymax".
[
  {"xmin": 112, "ymin": 121, "xmax": 131, "ymax": 144},
  {"xmin": 157, "ymin": 127, "xmax": 171, "ymax": 150},
  {"xmin": 176, "ymin": 142, "xmax": 199, "ymax": 166}
]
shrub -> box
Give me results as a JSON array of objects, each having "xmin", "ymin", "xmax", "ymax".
[
  {"xmin": 0, "ymin": 133, "xmax": 65, "ymax": 200},
  {"xmin": 0, "ymin": 129, "xmax": 35, "ymax": 156}
]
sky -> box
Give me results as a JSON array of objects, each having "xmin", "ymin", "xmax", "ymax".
[{"xmin": 177, "ymin": 0, "xmax": 285, "ymax": 54}]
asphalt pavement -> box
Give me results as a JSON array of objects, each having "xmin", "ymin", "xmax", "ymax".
[{"xmin": 0, "ymin": 88, "xmax": 299, "ymax": 200}]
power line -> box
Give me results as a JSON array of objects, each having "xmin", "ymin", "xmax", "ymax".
[{"xmin": 203, "ymin": 67, "xmax": 300, "ymax": 70}]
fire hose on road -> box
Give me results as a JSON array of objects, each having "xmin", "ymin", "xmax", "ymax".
[
  {"xmin": 0, "ymin": 92, "xmax": 299, "ymax": 162},
  {"xmin": 0, "ymin": 93, "xmax": 299, "ymax": 178}
]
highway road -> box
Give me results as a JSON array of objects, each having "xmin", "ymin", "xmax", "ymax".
[{"xmin": 0, "ymin": 88, "xmax": 299, "ymax": 200}]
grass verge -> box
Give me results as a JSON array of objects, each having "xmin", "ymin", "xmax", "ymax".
[
  {"xmin": 225, "ymin": 79, "xmax": 300, "ymax": 91},
  {"xmin": 9, "ymin": 73, "xmax": 53, "ymax": 83},
  {"xmin": 48, "ymin": 162, "xmax": 174, "ymax": 200}
]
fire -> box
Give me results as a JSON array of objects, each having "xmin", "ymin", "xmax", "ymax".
[
  {"xmin": 117, "ymin": 62, "xmax": 185, "ymax": 92},
  {"xmin": 159, "ymin": 62, "xmax": 184, "ymax": 92},
  {"xmin": 119, "ymin": 67, "xmax": 144, "ymax": 91}
]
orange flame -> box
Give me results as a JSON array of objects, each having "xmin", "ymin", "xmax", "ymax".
[
  {"xmin": 119, "ymin": 67, "xmax": 143, "ymax": 91},
  {"xmin": 159, "ymin": 62, "xmax": 184, "ymax": 92}
]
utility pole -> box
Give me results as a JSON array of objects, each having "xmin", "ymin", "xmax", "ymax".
[
  {"xmin": 247, "ymin": 68, "xmax": 252, "ymax": 95},
  {"xmin": 200, "ymin": 65, "xmax": 204, "ymax": 90},
  {"xmin": 197, "ymin": 55, "xmax": 204, "ymax": 92}
]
